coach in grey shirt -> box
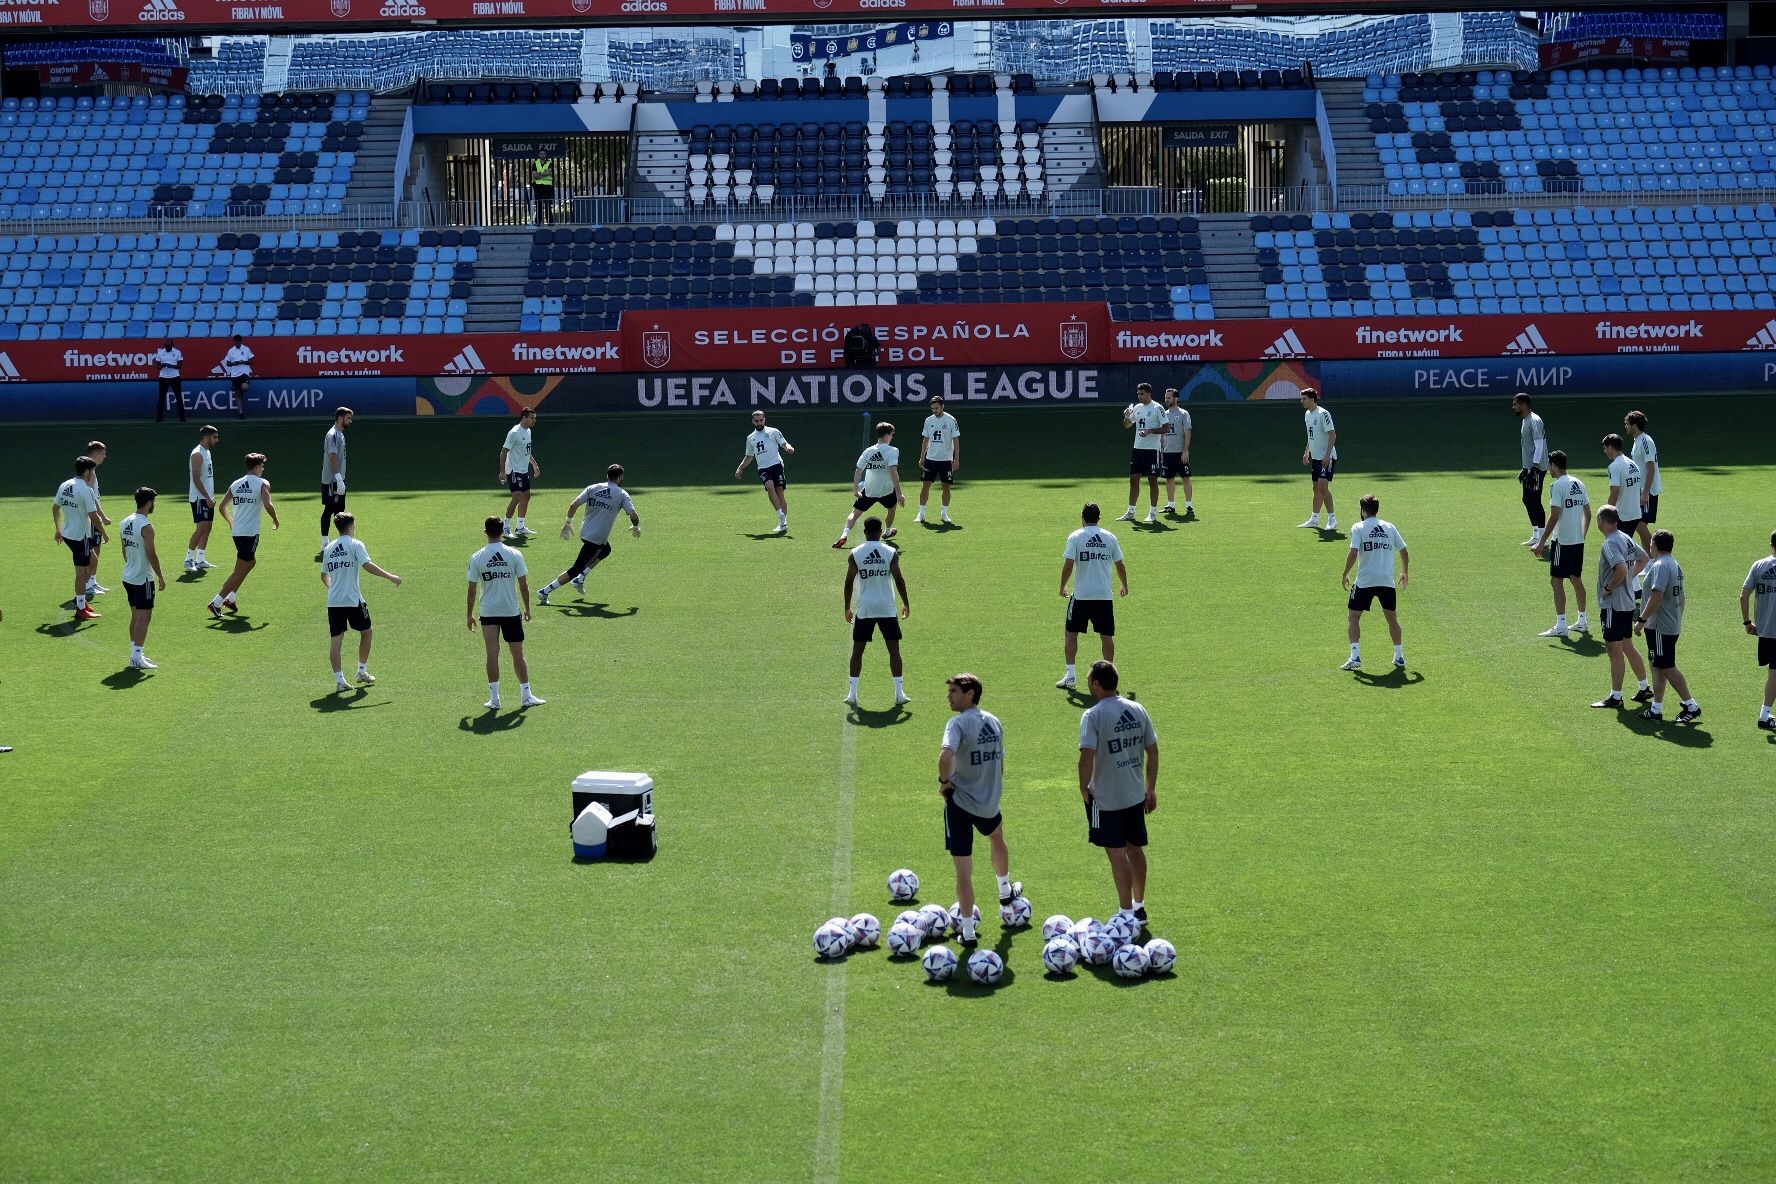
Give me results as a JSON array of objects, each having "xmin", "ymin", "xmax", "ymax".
[
  {"xmin": 1078, "ymin": 659, "xmax": 1159, "ymax": 934},
  {"xmin": 939, "ymin": 673, "xmax": 1014, "ymax": 948},
  {"xmin": 1591, "ymin": 506, "xmax": 1652, "ymax": 710},
  {"xmin": 1633, "ymin": 529, "xmax": 1700, "ymax": 723}
]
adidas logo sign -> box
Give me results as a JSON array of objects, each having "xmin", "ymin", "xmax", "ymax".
[
  {"xmin": 1743, "ymin": 319, "xmax": 1776, "ymax": 351},
  {"xmin": 1503, "ymin": 323, "xmax": 1552, "ymax": 355},
  {"xmin": 0, "ymin": 352, "xmax": 21, "ymax": 381},
  {"xmin": 1262, "ymin": 328, "xmax": 1308, "ymax": 358},
  {"xmin": 137, "ymin": 0, "xmax": 185, "ymax": 19},
  {"xmin": 442, "ymin": 345, "xmax": 487, "ymax": 375}
]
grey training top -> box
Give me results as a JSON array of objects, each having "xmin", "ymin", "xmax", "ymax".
[
  {"xmin": 1079, "ymin": 695, "xmax": 1158, "ymax": 812},
  {"xmin": 943, "ymin": 707, "xmax": 1004, "ymax": 819},
  {"xmin": 1597, "ymin": 530, "xmax": 1648, "ymax": 613},
  {"xmin": 1643, "ymin": 553, "xmax": 1685, "ymax": 635},
  {"xmin": 1744, "ymin": 556, "xmax": 1776, "ymax": 638}
]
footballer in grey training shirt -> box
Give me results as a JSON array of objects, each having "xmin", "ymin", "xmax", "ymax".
[
  {"xmin": 1077, "ymin": 660, "xmax": 1158, "ymax": 928},
  {"xmin": 1632, "ymin": 530, "xmax": 1700, "ymax": 723},
  {"xmin": 1590, "ymin": 507, "xmax": 1652, "ymax": 709},
  {"xmin": 938, "ymin": 673, "xmax": 1018, "ymax": 945},
  {"xmin": 539, "ymin": 464, "xmax": 641, "ymax": 604},
  {"xmin": 1740, "ymin": 530, "xmax": 1776, "ymax": 728}
]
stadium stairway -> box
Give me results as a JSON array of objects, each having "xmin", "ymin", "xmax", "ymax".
[
  {"xmin": 459, "ymin": 228, "xmax": 532, "ymax": 332},
  {"xmin": 1317, "ymin": 77, "xmax": 1387, "ymax": 194},
  {"xmin": 1198, "ymin": 214, "xmax": 1270, "ymax": 318},
  {"xmin": 343, "ymin": 96, "xmax": 410, "ymax": 210}
]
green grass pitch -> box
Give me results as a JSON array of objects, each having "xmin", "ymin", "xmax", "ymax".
[{"xmin": 2, "ymin": 396, "xmax": 1773, "ymax": 1182}]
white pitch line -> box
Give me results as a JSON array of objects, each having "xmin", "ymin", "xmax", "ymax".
[{"xmin": 812, "ymin": 719, "xmax": 858, "ymax": 1184}]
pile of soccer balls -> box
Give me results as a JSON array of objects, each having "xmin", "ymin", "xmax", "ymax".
[{"xmin": 810, "ymin": 867, "xmax": 1177, "ymax": 986}]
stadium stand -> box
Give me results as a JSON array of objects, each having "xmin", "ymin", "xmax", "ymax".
[
  {"xmin": 1540, "ymin": 7, "xmax": 1726, "ymax": 43},
  {"xmin": 4, "ymin": 38, "xmax": 184, "ymax": 73},
  {"xmin": 284, "ymin": 30, "xmax": 584, "ymax": 94}
]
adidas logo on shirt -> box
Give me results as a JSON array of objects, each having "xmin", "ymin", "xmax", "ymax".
[
  {"xmin": 1503, "ymin": 323, "xmax": 1552, "ymax": 355},
  {"xmin": 1743, "ymin": 319, "xmax": 1776, "ymax": 351},
  {"xmin": 1262, "ymin": 328, "xmax": 1308, "ymax": 358},
  {"xmin": 1113, "ymin": 708, "xmax": 1143, "ymax": 733},
  {"xmin": 0, "ymin": 352, "xmax": 20, "ymax": 381},
  {"xmin": 138, "ymin": 0, "xmax": 186, "ymax": 19},
  {"xmin": 443, "ymin": 345, "xmax": 487, "ymax": 375}
]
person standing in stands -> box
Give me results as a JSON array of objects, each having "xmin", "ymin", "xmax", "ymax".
[
  {"xmin": 153, "ymin": 338, "xmax": 185, "ymax": 423},
  {"xmin": 532, "ymin": 153, "xmax": 555, "ymax": 225},
  {"xmin": 220, "ymin": 334, "xmax": 253, "ymax": 420}
]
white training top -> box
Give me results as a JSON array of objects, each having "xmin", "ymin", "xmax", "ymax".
[
  {"xmin": 1631, "ymin": 432, "xmax": 1662, "ymax": 495},
  {"xmin": 468, "ymin": 541, "xmax": 528, "ymax": 617},
  {"xmin": 323, "ymin": 424, "xmax": 348, "ymax": 484},
  {"xmin": 323, "ymin": 536, "xmax": 372, "ymax": 607},
  {"xmin": 227, "ymin": 472, "xmax": 267, "ymax": 537},
  {"xmin": 1548, "ymin": 474, "xmax": 1591, "ymax": 546},
  {"xmin": 153, "ymin": 346, "xmax": 182, "ymax": 378},
  {"xmin": 856, "ymin": 442, "xmax": 900, "ymax": 497},
  {"xmin": 55, "ymin": 477, "xmax": 98, "ymax": 541},
  {"xmin": 850, "ymin": 539, "xmax": 899, "ymax": 619},
  {"xmin": 921, "ymin": 413, "xmax": 960, "ymax": 462},
  {"xmin": 189, "ymin": 444, "xmax": 214, "ymax": 502},
  {"xmin": 222, "ymin": 344, "xmax": 254, "ymax": 377},
  {"xmin": 1063, "ymin": 525, "xmax": 1124, "ymax": 601},
  {"xmin": 1129, "ymin": 400, "xmax": 1166, "ymax": 451},
  {"xmin": 746, "ymin": 426, "xmax": 789, "ymax": 469},
  {"xmin": 503, "ymin": 424, "xmax": 534, "ymax": 474},
  {"xmin": 1606, "ymin": 454, "xmax": 1643, "ymax": 521},
  {"xmin": 1305, "ymin": 406, "xmax": 1337, "ymax": 461},
  {"xmin": 1350, "ymin": 516, "xmax": 1407, "ymax": 587},
  {"xmin": 120, "ymin": 512, "xmax": 153, "ymax": 584}
]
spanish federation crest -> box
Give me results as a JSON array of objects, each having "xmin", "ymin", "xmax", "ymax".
[
  {"xmin": 642, "ymin": 326, "xmax": 672, "ymax": 369},
  {"xmin": 571, "ymin": 0, "xmax": 591, "ymax": 12},
  {"xmin": 1059, "ymin": 316, "xmax": 1088, "ymax": 360},
  {"xmin": 89, "ymin": 0, "xmax": 111, "ymax": 21},
  {"xmin": 330, "ymin": 0, "xmax": 351, "ymax": 16}
]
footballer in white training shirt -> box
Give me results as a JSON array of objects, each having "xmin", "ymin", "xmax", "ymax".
[
  {"xmin": 1057, "ymin": 502, "xmax": 1128, "ymax": 688},
  {"xmin": 735, "ymin": 410, "xmax": 794, "ymax": 533},
  {"xmin": 540, "ymin": 463, "xmax": 640, "ymax": 603},
  {"xmin": 1339, "ymin": 493, "xmax": 1409, "ymax": 670},
  {"xmin": 917, "ymin": 395, "xmax": 961, "ymax": 525},
  {"xmin": 119, "ymin": 485, "xmax": 167, "ymax": 670},
  {"xmin": 1625, "ymin": 410, "xmax": 1662, "ymax": 547},
  {"xmin": 468, "ymin": 515, "xmax": 543, "ymax": 710},
  {"xmin": 843, "ymin": 516, "xmax": 911, "ymax": 706},
  {"xmin": 836, "ymin": 422, "xmax": 904, "ymax": 548},
  {"xmin": 500, "ymin": 408, "xmax": 541, "ymax": 538},
  {"xmin": 1534, "ymin": 450, "xmax": 1591, "ymax": 637},
  {"xmin": 1299, "ymin": 387, "xmax": 1338, "ymax": 531},
  {"xmin": 321, "ymin": 512, "xmax": 402, "ymax": 692},
  {"xmin": 1602, "ymin": 433, "xmax": 1644, "ymax": 539},
  {"xmin": 186, "ymin": 425, "xmax": 221, "ymax": 572},
  {"xmin": 51, "ymin": 455, "xmax": 105, "ymax": 621},
  {"xmin": 211, "ymin": 452, "xmax": 280, "ymax": 617},
  {"xmin": 220, "ymin": 334, "xmax": 253, "ymax": 419},
  {"xmin": 1120, "ymin": 382, "xmax": 1166, "ymax": 523}
]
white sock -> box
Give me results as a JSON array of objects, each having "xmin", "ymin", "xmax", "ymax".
[
  {"xmin": 489, "ymin": 680, "xmax": 500, "ymax": 697},
  {"xmin": 996, "ymin": 873, "xmax": 1012, "ymax": 897},
  {"xmin": 520, "ymin": 682, "xmax": 532, "ymax": 697},
  {"xmin": 210, "ymin": 594, "xmax": 223, "ymax": 608},
  {"xmin": 941, "ymin": 506, "xmax": 951, "ymax": 518},
  {"xmin": 516, "ymin": 518, "xmax": 525, "ymax": 529},
  {"xmin": 358, "ymin": 663, "xmax": 369, "ymax": 676},
  {"xmin": 1555, "ymin": 614, "xmax": 1567, "ymax": 628},
  {"xmin": 322, "ymin": 537, "xmax": 330, "ymax": 550},
  {"xmin": 1132, "ymin": 897, "xmax": 1144, "ymax": 910},
  {"xmin": 503, "ymin": 519, "xmax": 512, "ymax": 533},
  {"xmin": 131, "ymin": 645, "xmax": 142, "ymax": 659},
  {"xmin": 1064, "ymin": 663, "xmax": 1076, "ymax": 680},
  {"xmin": 915, "ymin": 505, "xmax": 925, "ymax": 517},
  {"xmin": 1577, "ymin": 612, "xmax": 1588, "ymax": 624},
  {"xmin": 1651, "ymin": 700, "xmax": 1663, "ymax": 712},
  {"xmin": 961, "ymin": 915, "xmax": 977, "ymax": 940},
  {"xmin": 1127, "ymin": 505, "xmax": 1136, "ymax": 515},
  {"xmin": 1683, "ymin": 698, "xmax": 1698, "ymax": 710},
  {"xmin": 1185, "ymin": 501, "xmax": 1193, "ymax": 510},
  {"xmin": 1350, "ymin": 643, "xmax": 1360, "ymax": 659},
  {"xmin": 336, "ymin": 671, "xmax": 349, "ymax": 684},
  {"xmin": 1760, "ymin": 706, "xmax": 1771, "ymax": 720},
  {"xmin": 1393, "ymin": 644, "xmax": 1404, "ymax": 660},
  {"xmin": 893, "ymin": 675, "xmax": 905, "ymax": 696},
  {"xmin": 185, "ymin": 549, "xmax": 195, "ymax": 562},
  {"xmin": 848, "ymin": 676, "xmax": 860, "ymax": 698},
  {"xmin": 1639, "ymin": 678, "xmax": 1650, "ymax": 690},
  {"xmin": 195, "ymin": 549, "xmax": 205, "ymax": 563},
  {"xmin": 837, "ymin": 524, "xmax": 850, "ymax": 538}
]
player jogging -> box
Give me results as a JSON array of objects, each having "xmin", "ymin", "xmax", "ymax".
[
  {"xmin": 1534, "ymin": 450, "xmax": 1590, "ymax": 637},
  {"xmin": 1625, "ymin": 411, "xmax": 1662, "ymax": 548},
  {"xmin": 467, "ymin": 515, "xmax": 544, "ymax": 710},
  {"xmin": 735, "ymin": 410, "xmax": 793, "ymax": 534},
  {"xmin": 1602, "ymin": 433, "xmax": 1644, "ymax": 545},
  {"xmin": 1513, "ymin": 393, "xmax": 1549, "ymax": 548},
  {"xmin": 210, "ymin": 453, "xmax": 280, "ymax": 618},
  {"xmin": 1590, "ymin": 506, "xmax": 1653, "ymax": 710},
  {"xmin": 538, "ymin": 464, "xmax": 640, "ymax": 603},
  {"xmin": 186, "ymin": 425, "xmax": 220, "ymax": 572},
  {"xmin": 916, "ymin": 395, "xmax": 960, "ymax": 526},
  {"xmin": 1740, "ymin": 529, "xmax": 1776, "ymax": 730},
  {"xmin": 322, "ymin": 512, "xmax": 401, "ymax": 692},
  {"xmin": 1160, "ymin": 388, "xmax": 1194, "ymax": 518},
  {"xmin": 835, "ymin": 422, "xmax": 904, "ymax": 548},
  {"xmin": 1299, "ymin": 387, "xmax": 1338, "ymax": 531},
  {"xmin": 1633, "ymin": 529, "xmax": 1699, "ymax": 723},
  {"xmin": 1057, "ymin": 502, "xmax": 1127, "ymax": 689},
  {"xmin": 500, "ymin": 408, "xmax": 541, "ymax": 538},
  {"xmin": 1119, "ymin": 382, "xmax": 1165, "ymax": 523},
  {"xmin": 1077, "ymin": 659, "xmax": 1158, "ymax": 934},
  {"xmin": 939, "ymin": 672, "xmax": 1019, "ymax": 950},
  {"xmin": 51, "ymin": 456, "xmax": 105, "ymax": 621},
  {"xmin": 119, "ymin": 486, "xmax": 166, "ymax": 670},
  {"xmin": 1340, "ymin": 493, "xmax": 1409, "ymax": 671},
  {"xmin": 319, "ymin": 407, "xmax": 352, "ymax": 560},
  {"xmin": 842, "ymin": 516, "xmax": 910, "ymax": 706}
]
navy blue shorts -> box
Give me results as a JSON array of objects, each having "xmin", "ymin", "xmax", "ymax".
[
  {"xmin": 944, "ymin": 798, "xmax": 1002, "ymax": 857},
  {"xmin": 758, "ymin": 464, "xmax": 787, "ymax": 490},
  {"xmin": 852, "ymin": 615, "xmax": 902, "ymax": 643},
  {"xmin": 1065, "ymin": 598, "xmax": 1114, "ymax": 636},
  {"xmin": 1312, "ymin": 458, "xmax": 1337, "ymax": 482},
  {"xmin": 1129, "ymin": 448, "xmax": 1161, "ymax": 476},
  {"xmin": 125, "ymin": 580, "xmax": 155, "ymax": 610},
  {"xmin": 1549, "ymin": 541, "xmax": 1584, "ymax": 580},
  {"xmin": 506, "ymin": 472, "xmax": 533, "ymax": 493},
  {"xmin": 234, "ymin": 535, "xmax": 259, "ymax": 562},
  {"xmin": 190, "ymin": 499, "xmax": 214, "ymax": 524},
  {"xmin": 1348, "ymin": 585, "xmax": 1397, "ymax": 613},
  {"xmin": 1086, "ymin": 799, "xmax": 1148, "ymax": 849},
  {"xmin": 64, "ymin": 536, "xmax": 93, "ymax": 567},
  {"xmin": 1602, "ymin": 607, "xmax": 1633, "ymax": 643},
  {"xmin": 1642, "ymin": 495, "xmax": 1659, "ymax": 524},
  {"xmin": 922, "ymin": 459, "xmax": 953, "ymax": 484},
  {"xmin": 482, "ymin": 615, "xmax": 525, "ymax": 643},
  {"xmin": 1162, "ymin": 454, "xmax": 1191, "ymax": 478},
  {"xmin": 321, "ymin": 485, "xmax": 347, "ymax": 512},
  {"xmin": 1646, "ymin": 629, "xmax": 1679, "ymax": 670},
  {"xmin": 328, "ymin": 602, "xmax": 371, "ymax": 637}
]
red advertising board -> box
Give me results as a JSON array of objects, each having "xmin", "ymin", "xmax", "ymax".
[
  {"xmin": 34, "ymin": 61, "xmax": 187, "ymax": 88},
  {"xmin": 1540, "ymin": 36, "xmax": 1695, "ymax": 70}
]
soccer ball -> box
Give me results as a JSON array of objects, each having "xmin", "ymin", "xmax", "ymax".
[
  {"xmin": 813, "ymin": 920, "xmax": 850, "ymax": 959},
  {"xmin": 886, "ymin": 920, "xmax": 924, "ymax": 957},
  {"xmin": 1144, "ymin": 937, "xmax": 1177, "ymax": 975},
  {"xmin": 849, "ymin": 913, "xmax": 881, "ymax": 948},
  {"xmin": 1104, "ymin": 913, "xmax": 1138, "ymax": 945},
  {"xmin": 829, "ymin": 916, "xmax": 860, "ymax": 950},
  {"xmin": 1069, "ymin": 918, "xmax": 1101, "ymax": 946},
  {"xmin": 922, "ymin": 944, "xmax": 958, "ymax": 983},
  {"xmin": 893, "ymin": 909, "xmax": 923, "ymax": 932},
  {"xmin": 1042, "ymin": 936, "xmax": 1080, "ymax": 975},
  {"xmin": 949, "ymin": 902, "xmax": 982, "ymax": 928},
  {"xmin": 966, "ymin": 949, "xmax": 1006, "ymax": 986},
  {"xmin": 1079, "ymin": 930, "xmax": 1116, "ymax": 965},
  {"xmin": 917, "ymin": 903, "xmax": 952, "ymax": 938},
  {"xmin": 1000, "ymin": 895, "xmax": 1034, "ymax": 928},
  {"xmin": 1112, "ymin": 943, "xmax": 1150, "ymax": 978},
  {"xmin": 1042, "ymin": 914, "xmax": 1075, "ymax": 942},
  {"xmin": 887, "ymin": 868, "xmax": 920, "ymax": 901}
]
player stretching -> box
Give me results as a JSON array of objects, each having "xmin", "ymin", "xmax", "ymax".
[
  {"xmin": 835, "ymin": 422, "xmax": 903, "ymax": 548},
  {"xmin": 500, "ymin": 408, "xmax": 541, "ymax": 538},
  {"xmin": 119, "ymin": 486, "xmax": 167, "ymax": 669},
  {"xmin": 939, "ymin": 672, "xmax": 1018, "ymax": 950},
  {"xmin": 539, "ymin": 464, "xmax": 640, "ymax": 603},
  {"xmin": 51, "ymin": 456, "xmax": 105, "ymax": 621},
  {"xmin": 319, "ymin": 407, "xmax": 352, "ymax": 560},
  {"xmin": 83, "ymin": 440, "xmax": 111, "ymax": 601},
  {"xmin": 1634, "ymin": 530, "xmax": 1699, "ymax": 724},
  {"xmin": 1298, "ymin": 388, "xmax": 1338, "ymax": 531},
  {"xmin": 1057, "ymin": 502, "xmax": 1127, "ymax": 689},
  {"xmin": 1513, "ymin": 394, "xmax": 1549, "ymax": 548},
  {"xmin": 736, "ymin": 410, "xmax": 793, "ymax": 534},
  {"xmin": 1160, "ymin": 388, "xmax": 1194, "ymax": 518},
  {"xmin": 1534, "ymin": 450, "xmax": 1591, "ymax": 637},
  {"xmin": 1625, "ymin": 411, "xmax": 1662, "ymax": 549},
  {"xmin": 1590, "ymin": 506, "xmax": 1653, "ymax": 710},
  {"xmin": 916, "ymin": 395, "xmax": 960, "ymax": 525},
  {"xmin": 468, "ymin": 515, "xmax": 543, "ymax": 710},
  {"xmin": 1741, "ymin": 530, "xmax": 1776, "ymax": 730},
  {"xmin": 1340, "ymin": 493, "xmax": 1408, "ymax": 670},
  {"xmin": 842, "ymin": 516, "xmax": 910, "ymax": 706},
  {"xmin": 211, "ymin": 453, "xmax": 280, "ymax": 618},
  {"xmin": 1077, "ymin": 659, "xmax": 1158, "ymax": 934},
  {"xmin": 1119, "ymin": 382, "xmax": 1164, "ymax": 523},
  {"xmin": 322, "ymin": 513, "xmax": 401, "ymax": 692},
  {"xmin": 186, "ymin": 425, "xmax": 220, "ymax": 572}
]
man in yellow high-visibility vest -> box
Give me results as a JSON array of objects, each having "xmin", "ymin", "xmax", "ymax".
[{"xmin": 532, "ymin": 155, "xmax": 555, "ymax": 225}]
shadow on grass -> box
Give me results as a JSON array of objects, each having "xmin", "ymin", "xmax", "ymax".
[
  {"xmin": 34, "ymin": 620, "xmax": 93, "ymax": 638},
  {"xmin": 1250, "ymin": 476, "xmax": 1295, "ymax": 485},
  {"xmin": 1352, "ymin": 668, "xmax": 1426, "ymax": 689},
  {"xmin": 940, "ymin": 926, "xmax": 1019, "ymax": 997},
  {"xmin": 176, "ymin": 570, "xmax": 209, "ymax": 584},
  {"xmin": 743, "ymin": 531, "xmax": 791, "ymax": 541},
  {"xmin": 1132, "ymin": 520, "xmax": 1175, "ymax": 534},
  {"xmin": 550, "ymin": 602, "xmax": 640, "ymax": 620},
  {"xmin": 206, "ymin": 616, "xmax": 268, "ymax": 633},
  {"xmin": 310, "ymin": 688, "xmax": 385, "ymax": 712},
  {"xmin": 1315, "ymin": 529, "xmax": 1347, "ymax": 542},
  {"xmin": 101, "ymin": 668, "xmax": 151, "ymax": 690},
  {"xmin": 1058, "ymin": 686, "xmax": 1094, "ymax": 709},
  {"xmin": 1549, "ymin": 634, "xmax": 1607, "ymax": 657},
  {"xmin": 1615, "ymin": 712, "xmax": 1714, "ymax": 748},
  {"xmin": 460, "ymin": 709, "xmax": 527, "ymax": 734},
  {"xmin": 846, "ymin": 703, "xmax": 912, "ymax": 729}
]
